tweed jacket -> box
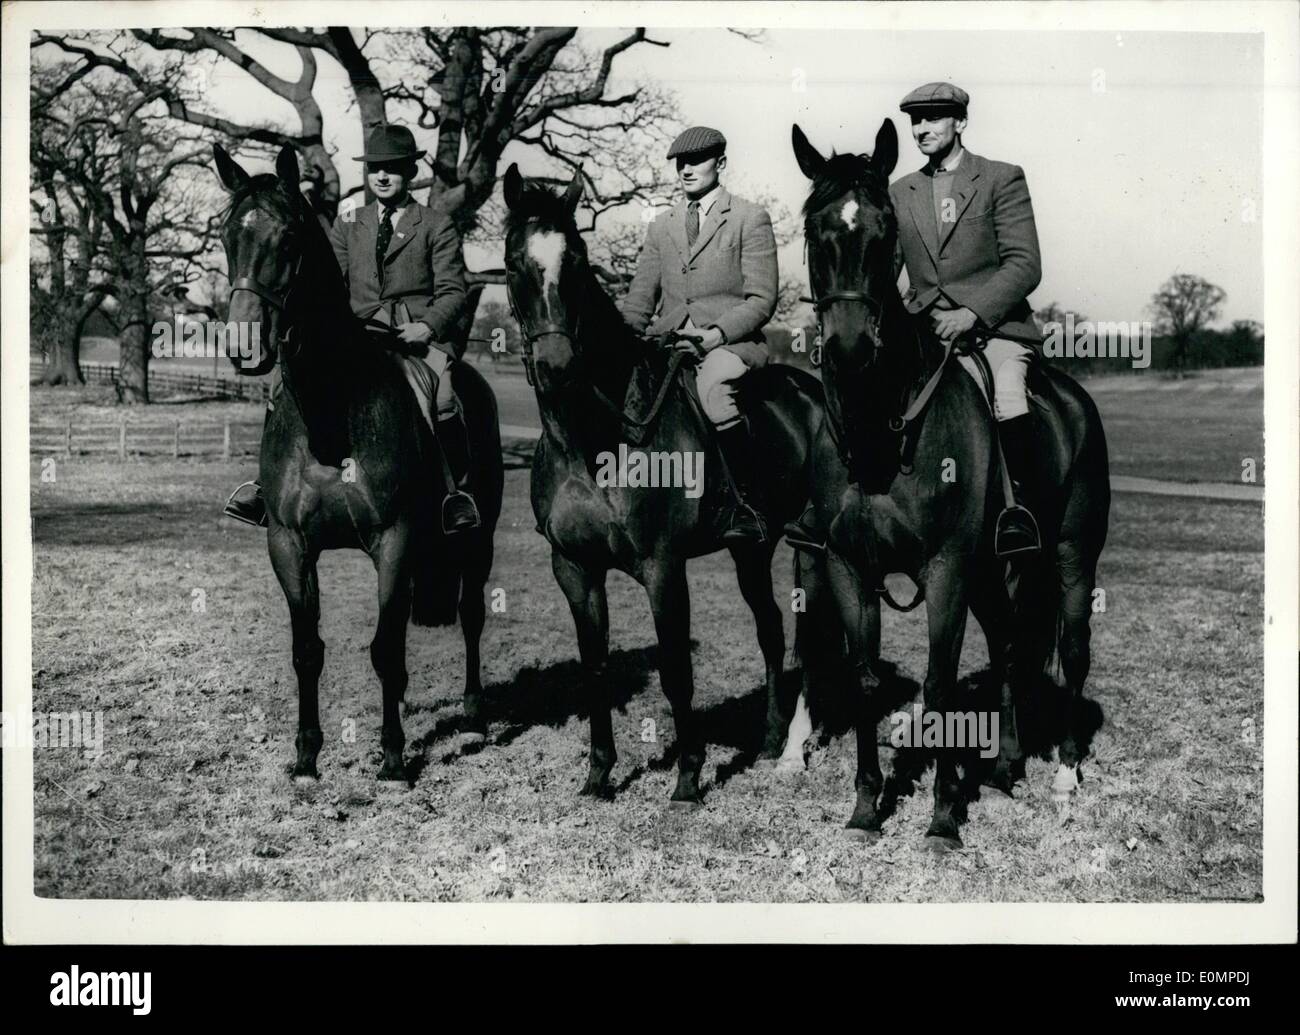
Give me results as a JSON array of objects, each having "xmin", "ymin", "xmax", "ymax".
[
  {"xmin": 889, "ymin": 151, "xmax": 1043, "ymax": 344},
  {"xmin": 329, "ymin": 199, "xmax": 469, "ymax": 359},
  {"xmin": 619, "ymin": 188, "xmax": 777, "ymax": 366}
]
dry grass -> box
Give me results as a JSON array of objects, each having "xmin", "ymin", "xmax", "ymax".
[{"xmin": 30, "ymin": 448, "xmax": 1262, "ymax": 902}]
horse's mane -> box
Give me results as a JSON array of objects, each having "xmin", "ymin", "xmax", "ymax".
[{"xmin": 802, "ymin": 151, "xmax": 890, "ymax": 219}]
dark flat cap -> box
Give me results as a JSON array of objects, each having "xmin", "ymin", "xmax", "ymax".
[
  {"xmin": 353, "ymin": 125, "xmax": 425, "ymax": 163},
  {"xmin": 899, "ymin": 82, "xmax": 970, "ymax": 114},
  {"xmin": 667, "ymin": 126, "xmax": 727, "ymax": 160}
]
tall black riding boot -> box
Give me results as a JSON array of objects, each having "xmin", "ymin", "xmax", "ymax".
[
  {"xmin": 995, "ymin": 414, "xmax": 1041, "ymax": 557},
  {"xmin": 716, "ymin": 422, "xmax": 768, "ymax": 544},
  {"xmin": 223, "ymin": 480, "xmax": 267, "ymax": 527},
  {"xmin": 436, "ymin": 412, "xmax": 482, "ymax": 533}
]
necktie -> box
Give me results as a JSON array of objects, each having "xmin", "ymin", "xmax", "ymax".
[
  {"xmin": 376, "ymin": 204, "xmax": 397, "ymax": 285},
  {"xmin": 686, "ymin": 200, "xmax": 700, "ymax": 249}
]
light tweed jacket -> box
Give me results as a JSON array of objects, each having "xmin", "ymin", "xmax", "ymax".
[{"xmin": 619, "ymin": 188, "xmax": 777, "ymax": 366}]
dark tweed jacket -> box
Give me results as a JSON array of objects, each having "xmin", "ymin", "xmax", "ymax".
[
  {"xmin": 889, "ymin": 151, "xmax": 1043, "ymax": 343},
  {"xmin": 329, "ymin": 199, "xmax": 468, "ymax": 359}
]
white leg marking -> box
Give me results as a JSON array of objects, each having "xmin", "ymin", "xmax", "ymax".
[{"xmin": 777, "ymin": 691, "xmax": 812, "ymax": 772}]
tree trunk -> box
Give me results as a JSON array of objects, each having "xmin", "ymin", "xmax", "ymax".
[
  {"xmin": 42, "ymin": 323, "xmax": 85, "ymax": 386},
  {"xmin": 117, "ymin": 240, "xmax": 150, "ymax": 404}
]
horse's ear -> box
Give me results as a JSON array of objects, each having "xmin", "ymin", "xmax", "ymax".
[
  {"xmin": 502, "ymin": 163, "xmax": 523, "ymax": 211},
  {"xmin": 873, "ymin": 119, "xmax": 898, "ymax": 177},
  {"xmin": 213, "ymin": 143, "xmax": 250, "ymax": 193},
  {"xmin": 275, "ymin": 145, "xmax": 300, "ymax": 192},
  {"xmin": 562, "ymin": 168, "xmax": 584, "ymax": 216},
  {"xmin": 791, "ymin": 124, "xmax": 826, "ymax": 181}
]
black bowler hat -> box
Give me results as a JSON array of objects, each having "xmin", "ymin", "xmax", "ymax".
[{"xmin": 353, "ymin": 125, "xmax": 425, "ymax": 163}]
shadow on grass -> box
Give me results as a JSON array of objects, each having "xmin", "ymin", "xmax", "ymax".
[{"xmin": 33, "ymin": 501, "xmax": 217, "ymax": 547}]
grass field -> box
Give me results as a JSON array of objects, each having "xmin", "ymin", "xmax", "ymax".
[{"xmin": 27, "ymin": 364, "xmax": 1264, "ymax": 900}]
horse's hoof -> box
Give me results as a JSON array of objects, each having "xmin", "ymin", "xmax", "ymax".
[
  {"xmin": 377, "ymin": 777, "xmax": 409, "ymax": 791},
  {"xmin": 843, "ymin": 825, "xmax": 882, "ymax": 843},
  {"xmin": 292, "ymin": 773, "xmax": 319, "ymax": 787},
  {"xmin": 668, "ymin": 797, "xmax": 703, "ymax": 812},
  {"xmin": 459, "ymin": 731, "xmax": 487, "ymax": 748},
  {"xmin": 924, "ymin": 833, "xmax": 963, "ymax": 854},
  {"xmin": 578, "ymin": 780, "xmax": 613, "ymax": 801},
  {"xmin": 775, "ymin": 756, "xmax": 806, "ymax": 775},
  {"xmin": 1051, "ymin": 764, "xmax": 1080, "ymax": 804}
]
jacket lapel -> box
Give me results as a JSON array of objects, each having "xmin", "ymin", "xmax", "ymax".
[
  {"xmin": 938, "ymin": 153, "xmax": 982, "ymax": 253},
  {"xmin": 906, "ymin": 175, "xmax": 939, "ymax": 263},
  {"xmin": 667, "ymin": 199, "xmax": 688, "ymax": 264},
  {"xmin": 688, "ymin": 188, "xmax": 731, "ymax": 262},
  {"xmin": 383, "ymin": 202, "xmax": 423, "ymax": 264}
]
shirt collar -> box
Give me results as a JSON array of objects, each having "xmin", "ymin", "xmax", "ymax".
[
  {"xmin": 687, "ymin": 184, "xmax": 722, "ymax": 216},
  {"xmin": 927, "ymin": 149, "xmax": 965, "ymax": 176}
]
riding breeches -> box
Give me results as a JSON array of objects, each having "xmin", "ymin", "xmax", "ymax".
[
  {"xmin": 399, "ymin": 347, "xmax": 457, "ymax": 434},
  {"xmin": 957, "ymin": 337, "xmax": 1033, "ymax": 421},
  {"xmin": 695, "ymin": 346, "xmax": 748, "ymax": 429}
]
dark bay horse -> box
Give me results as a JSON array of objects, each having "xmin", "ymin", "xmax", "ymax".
[
  {"xmin": 502, "ymin": 164, "xmax": 848, "ymax": 806},
  {"xmin": 213, "ymin": 144, "xmax": 503, "ymax": 783},
  {"xmin": 791, "ymin": 122, "xmax": 1110, "ymax": 848}
]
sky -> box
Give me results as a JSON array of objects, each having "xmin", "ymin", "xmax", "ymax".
[{"xmin": 116, "ymin": 24, "xmax": 1266, "ymax": 326}]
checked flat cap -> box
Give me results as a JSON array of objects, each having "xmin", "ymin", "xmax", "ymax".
[
  {"xmin": 899, "ymin": 82, "xmax": 970, "ymax": 114},
  {"xmin": 666, "ymin": 126, "xmax": 727, "ymax": 160}
]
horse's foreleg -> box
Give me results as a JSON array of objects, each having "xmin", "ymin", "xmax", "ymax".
[
  {"xmin": 969, "ymin": 568, "xmax": 1023, "ymax": 796},
  {"xmin": 268, "ymin": 528, "xmax": 324, "ymax": 781},
  {"xmin": 729, "ymin": 543, "xmax": 788, "ymax": 759},
  {"xmin": 552, "ymin": 551, "xmax": 614, "ymax": 799},
  {"xmin": 1054, "ymin": 539, "xmax": 1097, "ymax": 803},
  {"xmin": 920, "ymin": 553, "xmax": 970, "ymax": 850},
  {"xmin": 825, "ymin": 549, "xmax": 887, "ymax": 837},
  {"xmin": 459, "ymin": 537, "xmax": 493, "ymax": 739},
  {"xmin": 370, "ymin": 523, "xmax": 412, "ymax": 783},
  {"xmin": 646, "ymin": 559, "xmax": 703, "ymax": 807}
]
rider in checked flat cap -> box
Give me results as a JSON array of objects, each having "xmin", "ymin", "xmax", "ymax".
[
  {"xmin": 225, "ymin": 124, "xmax": 480, "ymax": 533},
  {"xmin": 619, "ymin": 125, "xmax": 779, "ymax": 543},
  {"xmin": 891, "ymin": 81, "xmax": 1045, "ymax": 555}
]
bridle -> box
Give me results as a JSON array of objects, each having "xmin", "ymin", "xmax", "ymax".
[
  {"xmin": 800, "ymin": 173, "xmax": 890, "ymax": 356},
  {"xmin": 505, "ymin": 273, "xmax": 580, "ymax": 389},
  {"xmin": 226, "ymin": 198, "xmax": 306, "ymax": 356}
]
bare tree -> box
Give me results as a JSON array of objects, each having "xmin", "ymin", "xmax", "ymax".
[
  {"xmin": 32, "ymin": 33, "xmax": 227, "ymax": 402},
  {"xmin": 29, "ymin": 102, "xmax": 113, "ymax": 384},
  {"xmin": 129, "ymin": 26, "xmax": 682, "ymax": 283},
  {"xmin": 1148, "ymin": 273, "xmax": 1226, "ymax": 375}
]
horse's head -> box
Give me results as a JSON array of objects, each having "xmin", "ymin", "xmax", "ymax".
[
  {"xmin": 792, "ymin": 120, "xmax": 899, "ymax": 371},
  {"xmin": 502, "ymin": 163, "xmax": 589, "ymax": 395},
  {"xmin": 213, "ymin": 144, "xmax": 311, "ymax": 376}
]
